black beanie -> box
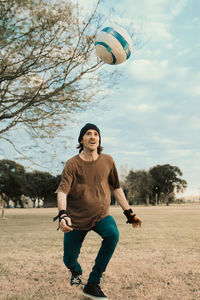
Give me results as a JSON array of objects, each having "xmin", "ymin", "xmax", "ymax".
[{"xmin": 78, "ymin": 123, "xmax": 101, "ymax": 145}]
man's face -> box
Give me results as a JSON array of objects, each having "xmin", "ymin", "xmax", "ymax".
[{"xmin": 81, "ymin": 129, "xmax": 100, "ymax": 152}]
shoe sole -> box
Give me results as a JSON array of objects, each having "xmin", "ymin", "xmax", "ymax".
[{"xmin": 83, "ymin": 291, "xmax": 108, "ymax": 300}]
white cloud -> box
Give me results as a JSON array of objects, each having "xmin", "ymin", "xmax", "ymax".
[
  {"xmin": 169, "ymin": 149, "xmax": 193, "ymax": 157},
  {"xmin": 124, "ymin": 103, "xmax": 154, "ymax": 112},
  {"xmin": 191, "ymin": 17, "xmax": 200, "ymax": 24},
  {"xmin": 188, "ymin": 85, "xmax": 200, "ymax": 97},
  {"xmin": 171, "ymin": 0, "xmax": 188, "ymax": 16},
  {"xmin": 137, "ymin": 104, "xmax": 153, "ymax": 112},
  {"xmin": 153, "ymin": 135, "xmax": 184, "ymax": 147},
  {"xmin": 112, "ymin": 150, "xmax": 148, "ymax": 156},
  {"xmin": 143, "ymin": 20, "xmax": 172, "ymax": 42},
  {"xmin": 102, "ymin": 136, "xmax": 119, "ymax": 147},
  {"xmin": 189, "ymin": 116, "xmax": 200, "ymax": 129},
  {"xmin": 165, "ymin": 114, "xmax": 182, "ymax": 123},
  {"xmin": 129, "ymin": 59, "xmax": 168, "ymax": 82}
]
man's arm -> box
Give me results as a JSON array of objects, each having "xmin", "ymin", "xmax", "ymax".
[
  {"xmin": 56, "ymin": 191, "xmax": 73, "ymax": 232},
  {"xmin": 57, "ymin": 191, "xmax": 68, "ymax": 211},
  {"xmin": 112, "ymin": 187, "xmax": 130, "ymax": 210},
  {"xmin": 112, "ymin": 187, "xmax": 142, "ymax": 228}
]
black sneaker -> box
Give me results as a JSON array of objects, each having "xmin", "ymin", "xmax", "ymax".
[
  {"xmin": 83, "ymin": 283, "xmax": 108, "ymax": 299},
  {"xmin": 70, "ymin": 274, "xmax": 82, "ymax": 285}
]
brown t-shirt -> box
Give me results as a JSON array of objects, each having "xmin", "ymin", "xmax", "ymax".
[{"xmin": 56, "ymin": 154, "xmax": 120, "ymax": 230}]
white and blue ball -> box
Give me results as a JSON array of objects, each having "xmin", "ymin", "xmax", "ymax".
[{"xmin": 94, "ymin": 25, "xmax": 133, "ymax": 65}]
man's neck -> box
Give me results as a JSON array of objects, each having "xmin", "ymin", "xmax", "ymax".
[{"xmin": 79, "ymin": 150, "xmax": 99, "ymax": 161}]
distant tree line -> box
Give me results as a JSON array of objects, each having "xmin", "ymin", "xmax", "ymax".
[
  {"xmin": 0, "ymin": 159, "xmax": 187, "ymax": 209},
  {"xmin": 0, "ymin": 159, "xmax": 60, "ymax": 208}
]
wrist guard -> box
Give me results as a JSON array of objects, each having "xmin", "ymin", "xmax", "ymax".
[
  {"xmin": 123, "ymin": 209, "xmax": 137, "ymax": 224},
  {"xmin": 53, "ymin": 210, "xmax": 71, "ymax": 230}
]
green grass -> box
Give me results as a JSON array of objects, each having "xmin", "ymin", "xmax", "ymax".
[{"xmin": 0, "ymin": 204, "xmax": 200, "ymax": 300}]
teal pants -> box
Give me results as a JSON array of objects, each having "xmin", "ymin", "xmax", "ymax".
[{"xmin": 63, "ymin": 215, "xmax": 119, "ymax": 284}]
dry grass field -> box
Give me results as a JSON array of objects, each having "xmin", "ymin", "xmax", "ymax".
[{"xmin": 0, "ymin": 204, "xmax": 200, "ymax": 300}]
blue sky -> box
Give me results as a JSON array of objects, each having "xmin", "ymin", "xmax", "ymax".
[
  {"xmin": 74, "ymin": 0, "xmax": 200, "ymax": 197},
  {"xmin": 2, "ymin": 0, "xmax": 200, "ymax": 197}
]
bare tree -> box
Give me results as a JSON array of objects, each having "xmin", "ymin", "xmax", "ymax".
[{"xmin": 0, "ymin": 0, "xmax": 114, "ymax": 140}]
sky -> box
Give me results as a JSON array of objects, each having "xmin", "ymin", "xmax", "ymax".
[{"xmin": 2, "ymin": 0, "xmax": 200, "ymax": 197}]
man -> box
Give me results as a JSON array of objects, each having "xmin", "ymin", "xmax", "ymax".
[{"xmin": 54, "ymin": 123, "xmax": 142, "ymax": 300}]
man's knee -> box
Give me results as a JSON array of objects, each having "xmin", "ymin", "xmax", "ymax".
[
  {"xmin": 106, "ymin": 225, "xmax": 119, "ymax": 245},
  {"xmin": 112, "ymin": 226, "xmax": 119, "ymax": 244}
]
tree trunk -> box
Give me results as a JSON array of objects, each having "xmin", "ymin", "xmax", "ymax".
[
  {"xmin": 1, "ymin": 200, "xmax": 5, "ymax": 219},
  {"xmin": 146, "ymin": 195, "xmax": 149, "ymax": 206}
]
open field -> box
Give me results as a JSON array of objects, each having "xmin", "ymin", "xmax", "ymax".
[{"xmin": 0, "ymin": 204, "xmax": 200, "ymax": 300}]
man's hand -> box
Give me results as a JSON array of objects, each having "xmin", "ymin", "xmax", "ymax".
[
  {"xmin": 132, "ymin": 216, "xmax": 142, "ymax": 228},
  {"xmin": 123, "ymin": 208, "xmax": 142, "ymax": 228},
  {"xmin": 53, "ymin": 210, "xmax": 73, "ymax": 232},
  {"xmin": 60, "ymin": 216, "xmax": 73, "ymax": 233}
]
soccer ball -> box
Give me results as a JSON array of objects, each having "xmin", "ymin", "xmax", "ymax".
[{"xmin": 94, "ymin": 25, "xmax": 133, "ymax": 65}]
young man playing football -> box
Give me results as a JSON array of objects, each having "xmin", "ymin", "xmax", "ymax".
[{"xmin": 55, "ymin": 123, "xmax": 142, "ymax": 300}]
